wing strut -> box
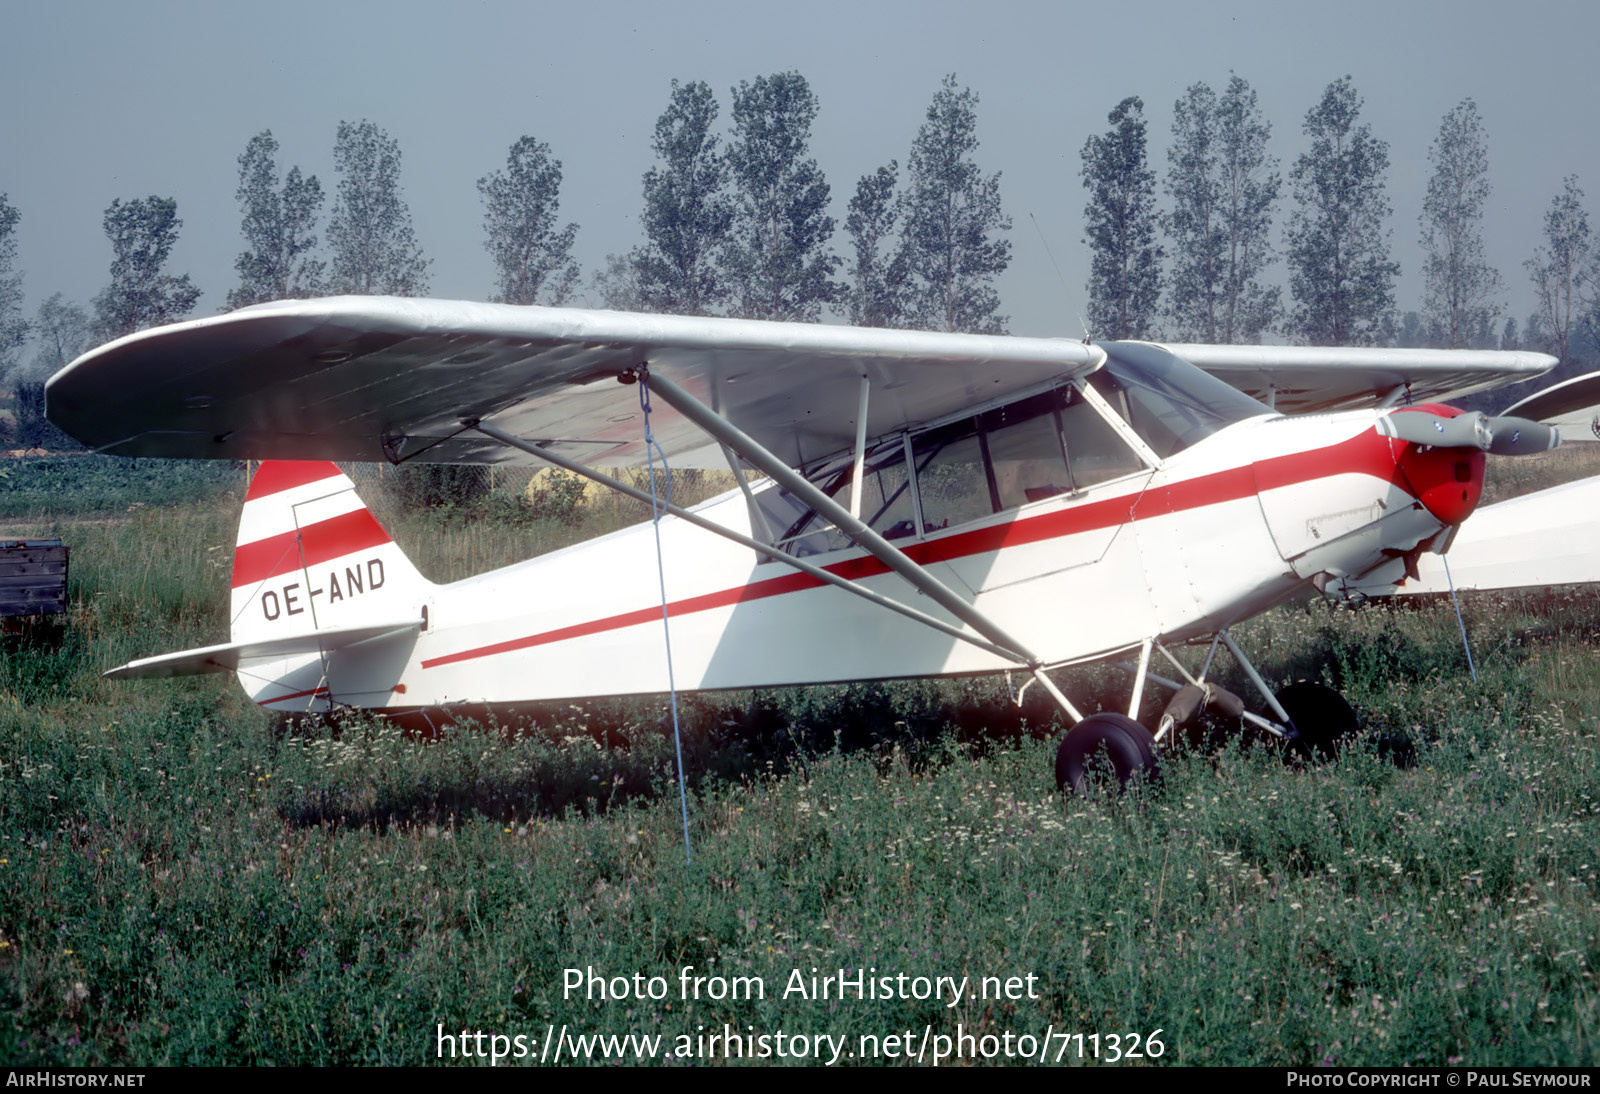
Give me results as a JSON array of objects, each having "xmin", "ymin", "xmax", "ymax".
[
  {"xmin": 720, "ymin": 444, "xmax": 776, "ymax": 543},
  {"xmin": 848, "ymin": 375, "xmax": 870, "ymax": 519},
  {"xmin": 467, "ymin": 421, "xmax": 1030, "ymax": 668},
  {"xmin": 635, "ymin": 368, "xmax": 1085, "ymax": 723}
]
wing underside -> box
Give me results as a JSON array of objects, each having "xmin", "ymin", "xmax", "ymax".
[
  {"xmin": 1500, "ymin": 369, "xmax": 1600, "ymax": 441},
  {"xmin": 47, "ymin": 300, "xmax": 1558, "ymax": 472},
  {"xmin": 47, "ymin": 297, "xmax": 1105, "ymax": 472}
]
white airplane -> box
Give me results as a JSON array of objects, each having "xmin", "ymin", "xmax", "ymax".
[{"xmin": 45, "ymin": 297, "xmax": 1564, "ymax": 790}]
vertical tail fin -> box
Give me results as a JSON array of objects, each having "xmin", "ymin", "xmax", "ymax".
[{"xmin": 230, "ymin": 461, "xmax": 430, "ymax": 646}]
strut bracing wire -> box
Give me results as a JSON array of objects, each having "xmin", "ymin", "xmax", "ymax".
[
  {"xmin": 1442, "ymin": 554, "xmax": 1478, "ymax": 685},
  {"xmin": 640, "ymin": 371, "xmax": 693, "ymax": 864}
]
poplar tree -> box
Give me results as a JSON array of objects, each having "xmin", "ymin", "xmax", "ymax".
[
  {"xmin": 326, "ymin": 120, "xmax": 429, "ymax": 296},
  {"xmin": 1420, "ymin": 100, "xmax": 1501, "ymax": 348},
  {"xmin": 589, "ymin": 252, "xmax": 646, "ymax": 311},
  {"xmin": 0, "ymin": 195, "xmax": 26, "ymax": 377},
  {"xmin": 30, "ymin": 294, "xmax": 91, "ymax": 378},
  {"xmin": 1081, "ymin": 95, "xmax": 1161, "ymax": 340},
  {"xmin": 1285, "ymin": 77, "xmax": 1398, "ymax": 345},
  {"xmin": 899, "ymin": 75, "xmax": 1011, "ymax": 334},
  {"xmin": 1165, "ymin": 77, "xmax": 1279, "ymax": 343},
  {"xmin": 16, "ymin": 294, "xmax": 89, "ymax": 447},
  {"xmin": 634, "ymin": 80, "xmax": 733, "ymax": 316},
  {"xmin": 1501, "ymin": 316, "xmax": 1519, "ymax": 351},
  {"xmin": 228, "ymin": 131, "xmax": 325, "ymax": 309},
  {"xmin": 844, "ymin": 162, "xmax": 908, "ymax": 327},
  {"xmin": 1524, "ymin": 177, "xmax": 1591, "ymax": 365},
  {"xmin": 91, "ymin": 196, "xmax": 201, "ymax": 341},
  {"xmin": 723, "ymin": 71, "xmax": 839, "ymax": 321},
  {"xmin": 478, "ymin": 136, "xmax": 579, "ymax": 306}
]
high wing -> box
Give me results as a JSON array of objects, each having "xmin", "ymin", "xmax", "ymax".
[
  {"xmin": 1501, "ymin": 369, "xmax": 1600, "ymax": 442},
  {"xmin": 47, "ymin": 298, "xmax": 1559, "ymax": 469},
  {"xmin": 1168, "ymin": 343, "xmax": 1556, "ymax": 414},
  {"xmin": 46, "ymin": 297, "xmax": 1105, "ymax": 471}
]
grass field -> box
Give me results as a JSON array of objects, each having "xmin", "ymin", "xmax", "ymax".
[{"xmin": 0, "ymin": 454, "xmax": 1597, "ymax": 1065}]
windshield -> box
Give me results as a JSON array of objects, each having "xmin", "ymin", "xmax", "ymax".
[{"xmin": 1090, "ymin": 343, "xmax": 1271, "ymax": 458}]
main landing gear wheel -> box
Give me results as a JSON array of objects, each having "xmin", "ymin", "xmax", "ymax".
[
  {"xmin": 1275, "ymin": 681, "xmax": 1359, "ymax": 762},
  {"xmin": 1055, "ymin": 713, "xmax": 1159, "ymax": 794}
]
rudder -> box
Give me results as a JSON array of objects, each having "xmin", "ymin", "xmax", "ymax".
[{"xmin": 231, "ymin": 461, "xmax": 430, "ymax": 646}]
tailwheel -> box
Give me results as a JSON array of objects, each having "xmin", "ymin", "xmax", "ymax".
[
  {"xmin": 1055, "ymin": 713, "xmax": 1158, "ymax": 794},
  {"xmin": 1274, "ymin": 681, "xmax": 1359, "ymax": 762}
]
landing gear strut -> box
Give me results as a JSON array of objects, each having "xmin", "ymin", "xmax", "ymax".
[{"xmin": 1052, "ymin": 631, "xmax": 1360, "ymax": 792}]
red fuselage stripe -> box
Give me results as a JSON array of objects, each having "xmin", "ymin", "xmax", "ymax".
[
  {"xmin": 420, "ymin": 426, "xmax": 1406, "ymax": 671},
  {"xmin": 422, "ymin": 570, "xmax": 822, "ymax": 668},
  {"xmin": 232, "ymin": 508, "xmax": 392, "ymax": 588}
]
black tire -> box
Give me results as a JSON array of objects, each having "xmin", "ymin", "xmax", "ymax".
[
  {"xmin": 1055, "ymin": 713, "xmax": 1158, "ymax": 794},
  {"xmin": 1275, "ymin": 681, "xmax": 1359, "ymax": 762}
]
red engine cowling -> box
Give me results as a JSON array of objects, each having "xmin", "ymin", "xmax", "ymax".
[{"xmin": 1390, "ymin": 405, "xmax": 1487, "ymax": 525}]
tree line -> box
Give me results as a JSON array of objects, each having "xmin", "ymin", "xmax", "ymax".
[{"xmin": 3, "ymin": 70, "xmax": 1599, "ymax": 397}]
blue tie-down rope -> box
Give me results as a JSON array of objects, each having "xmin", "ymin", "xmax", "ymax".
[
  {"xmin": 639, "ymin": 372, "xmax": 693, "ymax": 865},
  {"xmin": 1441, "ymin": 554, "xmax": 1478, "ymax": 685}
]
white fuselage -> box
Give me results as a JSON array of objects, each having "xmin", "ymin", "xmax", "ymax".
[{"xmin": 242, "ymin": 409, "xmax": 1446, "ymax": 715}]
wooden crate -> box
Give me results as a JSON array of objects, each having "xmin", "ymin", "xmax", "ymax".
[{"xmin": 0, "ymin": 539, "xmax": 68, "ymax": 617}]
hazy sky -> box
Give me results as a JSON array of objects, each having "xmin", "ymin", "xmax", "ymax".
[{"xmin": 3, "ymin": 0, "xmax": 1597, "ymax": 347}]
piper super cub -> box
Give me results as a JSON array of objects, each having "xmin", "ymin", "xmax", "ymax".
[{"xmin": 44, "ymin": 297, "xmax": 1566, "ymax": 789}]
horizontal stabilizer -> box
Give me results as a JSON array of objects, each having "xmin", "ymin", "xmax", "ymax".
[
  {"xmin": 104, "ymin": 617, "xmax": 423, "ymax": 680},
  {"xmin": 1349, "ymin": 475, "xmax": 1600, "ymax": 597}
]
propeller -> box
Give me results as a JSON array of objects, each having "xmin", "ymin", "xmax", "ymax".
[
  {"xmin": 1484, "ymin": 417, "xmax": 1561, "ymax": 455},
  {"xmin": 1376, "ymin": 409, "xmax": 1560, "ymax": 455}
]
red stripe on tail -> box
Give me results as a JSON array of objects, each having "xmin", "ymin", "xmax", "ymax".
[
  {"xmin": 232, "ymin": 509, "xmax": 392, "ymax": 588},
  {"xmin": 245, "ymin": 461, "xmax": 346, "ymax": 501}
]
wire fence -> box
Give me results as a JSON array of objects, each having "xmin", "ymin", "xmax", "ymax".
[
  {"xmin": 0, "ymin": 452, "xmax": 739, "ymax": 533},
  {"xmin": 240, "ymin": 462, "xmax": 544, "ymax": 498}
]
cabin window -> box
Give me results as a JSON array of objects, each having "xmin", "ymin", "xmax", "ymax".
[
  {"xmin": 854, "ymin": 447, "xmax": 918, "ymax": 542},
  {"xmin": 982, "ymin": 401, "xmax": 1074, "ymax": 510},
  {"xmin": 1060, "ymin": 384, "xmax": 1146, "ymax": 487},
  {"xmin": 910, "ymin": 385, "xmax": 1155, "ymax": 531},
  {"xmin": 911, "ymin": 427, "xmax": 992, "ymax": 533},
  {"xmin": 757, "ymin": 439, "xmax": 919, "ymax": 556},
  {"xmin": 753, "ymin": 382, "xmax": 1154, "ymax": 560}
]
